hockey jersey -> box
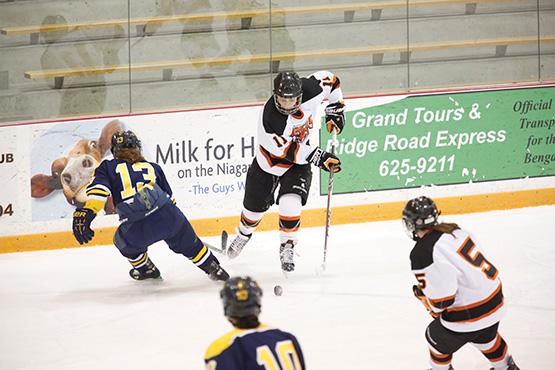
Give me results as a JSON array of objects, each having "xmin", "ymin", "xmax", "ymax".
[
  {"xmin": 84, "ymin": 158, "xmax": 172, "ymax": 213},
  {"xmin": 411, "ymin": 228, "xmax": 506, "ymax": 332},
  {"xmin": 256, "ymin": 71, "xmax": 344, "ymax": 176},
  {"xmin": 204, "ymin": 324, "xmax": 305, "ymax": 370}
]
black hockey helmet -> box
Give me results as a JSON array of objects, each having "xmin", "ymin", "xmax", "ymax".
[
  {"xmin": 110, "ymin": 130, "xmax": 141, "ymax": 155},
  {"xmin": 273, "ymin": 72, "xmax": 303, "ymax": 115},
  {"xmin": 402, "ymin": 196, "xmax": 439, "ymax": 240},
  {"xmin": 220, "ymin": 276, "xmax": 263, "ymax": 319}
]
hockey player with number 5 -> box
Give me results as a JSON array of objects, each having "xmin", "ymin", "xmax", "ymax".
[
  {"xmin": 72, "ymin": 130, "xmax": 230, "ymax": 282},
  {"xmin": 226, "ymin": 71, "xmax": 344, "ymax": 272},
  {"xmin": 403, "ymin": 196, "xmax": 520, "ymax": 370}
]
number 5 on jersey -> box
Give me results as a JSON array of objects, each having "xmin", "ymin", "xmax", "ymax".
[{"xmin": 457, "ymin": 237, "xmax": 498, "ymax": 279}]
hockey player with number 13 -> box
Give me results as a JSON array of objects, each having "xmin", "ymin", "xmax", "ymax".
[
  {"xmin": 226, "ymin": 71, "xmax": 345, "ymax": 272},
  {"xmin": 72, "ymin": 130, "xmax": 230, "ymax": 282}
]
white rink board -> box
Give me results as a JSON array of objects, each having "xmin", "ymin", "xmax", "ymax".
[{"xmin": 1, "ymin": 93, "xmax": 554, "ymax": 237}]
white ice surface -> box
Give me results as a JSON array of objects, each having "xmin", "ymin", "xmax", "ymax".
[{"xmin": 1, "ymin": 206, "xmax": 554, "ymax": 370}]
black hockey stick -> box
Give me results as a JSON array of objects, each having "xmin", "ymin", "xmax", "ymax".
[
  {"xmin": 322, "ymin": 129, "xmax": 338, "ymax": 271},
  {"xmin": 221, "ymin": 230, "xmax": 228, "ymax": 253}
]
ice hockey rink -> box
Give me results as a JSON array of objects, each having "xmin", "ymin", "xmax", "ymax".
[{"xmin": 1, "ymin": 205, "xmax": 554, "ymax": 370}]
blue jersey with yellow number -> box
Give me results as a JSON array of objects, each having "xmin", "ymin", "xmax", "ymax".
[
  {"xmin": 204, "ymin": 324, "xmax": 305, "ymax": 370},
  {"xmin": 85, "ymin": 159, "xmax": 172, "ymax": 208}
]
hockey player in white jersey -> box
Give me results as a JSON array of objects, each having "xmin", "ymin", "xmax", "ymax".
[
  {"xmin": 403, "ymin": 196, "xmax": 520, "ymax": 370},
  {"xmin": 226, "ymin": 71, "xmax": 344, "ymax": 272}
]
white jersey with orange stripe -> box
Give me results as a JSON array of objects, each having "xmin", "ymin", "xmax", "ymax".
[
  {"xmin": 256, "ymin": 71, "xmax": 343, "ymax": 177},
  {"xmin": 411, "ymin": 228, "xmax": 506, "ymax": 333}
]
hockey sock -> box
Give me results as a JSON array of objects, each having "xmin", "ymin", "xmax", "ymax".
[
  {"xmin": 190, "ymin": 243, "xmax": 217, "ymax": 272},
  {"xmin": 473, "ymin": 333, "xmax": 510, "ymax": 369},
  {"xmin": 238, "ymin": 209, "xmax": 264, "ymax": 236},
  {"xmin": 128, "ymin": 252, "xmax": 152, "ymax": 273},
  {"xmin": 428, "ymin": 347, "xmax": 453, "ymax": 370},
  {"xmin": 278, "ymin": 193, "xmax": 302, "ymax": 244}
]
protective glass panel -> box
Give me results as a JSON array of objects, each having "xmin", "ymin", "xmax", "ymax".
[
  {"xmin": 128, "ymin": 0, "xmax": 272, "ymax": 113},
  {"xmin": 539, "ymin": 0, "xmax": 555, "ymax": 81},
  {"xmin": 0, "ymin": 0, "xmax": 131, "ymax": 123},
  {"xmin": 271, "ymin": 0, "xmax": 409, "ymax": 97},
  {"xmin": 408, "ymin": 0, "xmax": 541, "ymax": 90}
]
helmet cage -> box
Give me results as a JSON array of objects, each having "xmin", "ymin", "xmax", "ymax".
[
  {"xmin": 273, "ymin": 94, "xmax": 302, "ymax": 115},
  {"xmin": 402, "ymin": 196, "xmax": 439, "ymax": 240},
  {"xmin": 273, "ymin": 72, "xmax": 303, "ymax": 115}
]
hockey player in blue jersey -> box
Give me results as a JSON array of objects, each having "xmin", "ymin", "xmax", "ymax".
[
  {"xmin": 72, "ymin": 130, "xmax": 229, "ymax": 282},
  {"xmin": 205, "ymin": 276, "xmax": 305, "ymax": 370}
]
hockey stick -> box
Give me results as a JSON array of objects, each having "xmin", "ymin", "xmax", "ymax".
[
  {"xmin": 204, "ymin": 232, "xmax": 228, "ymax": 255},
  {"xmin": 322, "ymin": 128, "xmax": 338, "ymax": 271},
  {"xmin": 221, "ymin": 230, "xmax": 228, "ymax": 253},
  {"xmin": 205, "ymin": 241, "xmax": 226, "ymax": 255}
]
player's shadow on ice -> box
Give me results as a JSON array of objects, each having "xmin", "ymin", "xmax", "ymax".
[{"xmin": 52, "ymin": 279, "xmax": 219, "ymax": 305}]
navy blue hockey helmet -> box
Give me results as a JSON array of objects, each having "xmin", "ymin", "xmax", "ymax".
[
  {"xmin": 402, "ymin": 196, "xmax": 439, "ymax": 240},
  {"xmin": 110, "ymin": 130, "xmax": 141, "ymax": 155},
  {"xmin": 220, "ymin": 276, "xmax": 263, "ymax": 319},
  {"xmin": 273, "ymin": 72, "xmax": 303, "ymax": 115}
]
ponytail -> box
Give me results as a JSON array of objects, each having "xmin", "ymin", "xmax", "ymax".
[
  {"xmin": 432, "ymin": 222, "xmax": 460, "ymax": 236},
  {"xmin": 114, "ymin": 148, "xmax": 145, "ymax": 164}
]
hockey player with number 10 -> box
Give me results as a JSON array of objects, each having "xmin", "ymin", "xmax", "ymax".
[
  {"xmin": 204, "ymin": 276, "xmax": 305, "ymax": 370},
  {"xmin": 403, "ymin": 196, "xmax": 520, "ymax": 370},
  {"xmin": 226, "ymin": 71, "xmax": 345, "ymax": 272}
]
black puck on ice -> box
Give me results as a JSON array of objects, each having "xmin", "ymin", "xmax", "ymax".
[{"xmin": 273, "ymin": 285, "xmax": 283, "ymax": 296}]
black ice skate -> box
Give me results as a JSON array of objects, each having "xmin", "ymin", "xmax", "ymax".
[
  {"xmin": 490, "ymin": 356, "xmax": 520, "ymax": 370},
  {"xmin": 206, "ymin": 261, "xmax": 230, "ymax": 282},
  {"xmin": 279, "ymin": 240, "xmax": 296, "ymax": 272},
  {"xmin": 227, "ymin": 231, "xmax": 251, "ymax": 259},
  {"xmin": 129, "ymin": 258, "xmax": 161, "ymax": 280}
]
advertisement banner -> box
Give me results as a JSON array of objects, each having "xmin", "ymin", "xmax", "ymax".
[
  {"xmin": 0, "ymin": 131, "xmax": 18, "ymax": 224},
  {"xmin": 28, "ymin": 108, "xmax": 258, "ymax": 222},
  {"xmin": 322, "ymin": 86, "xmax": 555, "ymax": 194}
]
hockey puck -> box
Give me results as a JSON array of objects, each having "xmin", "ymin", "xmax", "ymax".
[{"xmin": 273, "ymin": 285, "xmax": 283, "ymax": 296}]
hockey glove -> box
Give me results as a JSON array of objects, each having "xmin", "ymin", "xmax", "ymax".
[
  {"xmin": 413, "ymin": 285, "xmax": 439, "ymax": 318},
  {"xmin": 307, "ymin": 148, "xmax": 341, "ymax": 173},
  {"xmin": 72, "ymin": 208, "xmax": 96, "ymax": 245},
  {"xmin": 325, "ymin": 101, "xmax": 345, "ymax": 134}
]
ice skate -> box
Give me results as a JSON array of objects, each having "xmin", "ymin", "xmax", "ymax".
[
  {"xmin": 489, "ymin": 356, "xmax": 520, "ymax": 370},
  {"xmin": 279, "ymin": 240, "xmax": 296, "ymax": 272},
  {"xmin": 206, "ymin": 260, "xmax": 230, "ymax": 282},
  {"xmin": 227, "ymin": 231, "xmax": 251, "ymax": 259},
  {"xmin": 426, "ymin": 366, "xmax": 454, "ymax": 370},
  {"xmin": 129, "ymin": 258, "xmax": 161, "ymax": 280}
]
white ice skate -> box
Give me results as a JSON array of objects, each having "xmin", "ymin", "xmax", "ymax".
[
  {"xmin": 279, "ymin": 239, "xmax": 296, "ymax": 272},
  {"xmin": 226, "ymin": 231, "xmax": 251, "ymax": 259}
]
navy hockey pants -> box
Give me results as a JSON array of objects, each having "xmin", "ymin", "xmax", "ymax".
[{"xmin": 113, "ymin": 203, "xmax": 217, "ymax": 270}]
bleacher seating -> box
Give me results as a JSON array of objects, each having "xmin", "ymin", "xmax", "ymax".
[
  {"xmin": 0, "ymin": 0, "xmax": 532, "ymax": 44},
  {"xmin": 23, "ymin": 35, "xmax": 555, "ymax": 88},
  {"xmin": 0, "ymin": 0, "xmax": 553, "ymax": 123}
]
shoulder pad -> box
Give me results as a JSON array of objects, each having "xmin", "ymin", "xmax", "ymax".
[
  {"xmin": 301, "ymin": 76, "xmax": 324, "ymax": 102},
  {"xmin": 410, "ymin": 230, "xmax": 443, "ymax": 270},
  {"xmin": 262, "ymin": 99, "xmax": 288, "ymax": 135}
]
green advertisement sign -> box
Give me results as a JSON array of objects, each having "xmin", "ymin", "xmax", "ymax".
[{"xmin": 321, "ymin": 86, "xmax": 555, "ymax": 195}]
